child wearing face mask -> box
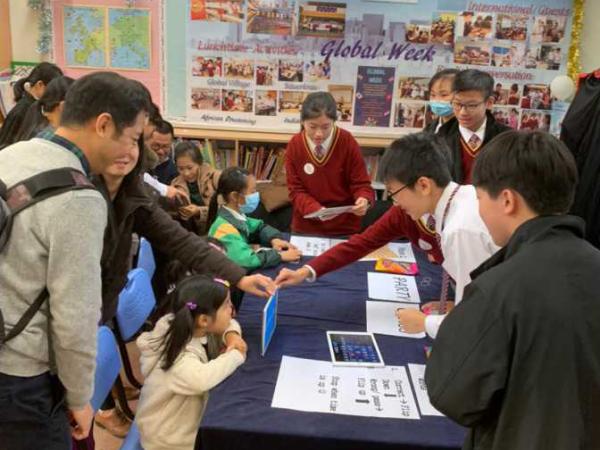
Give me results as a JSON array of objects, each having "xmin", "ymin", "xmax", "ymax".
[
  {"xmin": 207, "ymin": 167, "xmax": 302, "ymax": 271},
  {"xmin": 425, "ymin": 68, "xmax": 460, "ymax": 134}
]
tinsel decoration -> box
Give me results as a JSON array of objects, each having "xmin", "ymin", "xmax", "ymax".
[
  {"xmin": 566, "ymin": 0, "xmax": 585, "ymax": 82},
  {"xmin": 28, "ymin": 0, "xmax": 52, "ymax": 55}
]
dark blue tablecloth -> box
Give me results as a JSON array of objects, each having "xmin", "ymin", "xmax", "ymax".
[{"xmin": 197, "ymin": 244, "xmax": 466, "ymax": 450}]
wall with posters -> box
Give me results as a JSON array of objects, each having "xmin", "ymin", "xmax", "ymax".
[
  {"xmin": 164, "ymin": 0, "xmax": 575, "ymax": 136},
  {"xmin": 51, "ymin": 0, "xmax": 162, "ymax": 105}
]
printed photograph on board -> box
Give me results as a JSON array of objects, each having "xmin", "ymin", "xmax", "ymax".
[
  {"xmin": 328, "ymin": 84, "xmax": 353, "ymax": 122},
  {"xmin": 456, "ymin": 11, "xmax": 495, "ymax": 40},
  {"xmin": 191, "ymin": 88, "xmax": 222, "ymax": 111},
  {"xmin": 525, "ymin": 45, "xmax": 562, "ymax": 70},
  {"xmin": 431, "ymin": 12, "xmax": 456, "ymax": 45},
  {"xmin": 519, "ymin": 109, "xmax": 551, "ymax": 131},
  {"xmin": 491, "ymin": 42, "xmax": 525, "ymax": 67},
  {"xmin": 255, "ymin": 90, "xmax": 278, "ymax": 116},
  {"xmin": 397, "ymin": 77, "xmax": 429, "ymax": 100},
  {"xmin": 255, "ymin": 61, "xmax": 277, "ymax": 86},
  {"xmin": 493, "ymin": 82, "xmax": 521, "ymax": 106},
  {"xmin": 224, "ymin": 58, "xmax": 255, "ymax": 79},
  {"xmin": 247, "ymin": 0, "xmax": 296, "ymax": 35},
  {"xmin": 394, "ymin": 101, "xmax": 427, "ymax": 129},
  {"xmin": 495, "ymin": 14, "xmax": 528, "ymax": 41},
  {"xmin": 298, "ymin": 1, "xmax": 346, "ymax": 38},
  {"xmin": 222, "ymin": 90, "xmax": 254, "ymax": 112},
  {"xmin": 191, "ymin": 56, "xmax": 223, "ymax": 77},
  {"xmin": 279, "ymin": 59, "xmax": 304, "ymax": 82},
  {"xmin": 492, "ymin": 106, "xmax": 520, "ymax": 129},
  {"xmin": 520, "ymin": 84, "xmax": 552, "ymax": 110},
  {"xmin": 305, "ymin": 60, "xmax": 331, "ymax": 81},
  {"xmin": 279, "ymin": 91, "xmax": 309, "ymax": 113},
  {"xmin": 454, "ymin": 39, "xmax": 491, "ymax": 66},
  {"xmin": 190, "ymin": 0, "xmax": 244, "ymax": 22},
  {"xmin": 531, "ymin": 15, "xmax": 567, "ymax": 43},
  {"xmin": 405, "ymin": 22, "xmax": 431, "ymax": 44}
]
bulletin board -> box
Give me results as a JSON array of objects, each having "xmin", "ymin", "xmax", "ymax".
[
  {"xmin": 51, "ymin": 0, "xmax": 163, "ymax": 106},
  {"xmin": 163, "ymin": 0, "xmax": 576, "ymax": 137}
]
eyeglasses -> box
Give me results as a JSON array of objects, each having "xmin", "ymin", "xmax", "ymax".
[
  {"xmin": 386, "ymin": 184, "xmax": 411, "ymax": 199},
  {"xmin": 451, "ymin": 100, "xmax": 485, "ymax": 112}
]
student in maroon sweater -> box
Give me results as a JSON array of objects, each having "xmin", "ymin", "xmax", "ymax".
[
  {"xmin": 285, "ymin": 91, "xmax": 375, "ymax": 236},
  {"xmin": 276, "ymin": 70, "xmax": 509, "ymax": 296}
]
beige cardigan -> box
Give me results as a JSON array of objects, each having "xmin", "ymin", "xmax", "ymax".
[
  {"xmin": 135, "ymin": 314, "xmax": 245, "ymax": 450},
  {"xmin": 170, "ymin": 163, "xmax": 221, "ymax": 234}
]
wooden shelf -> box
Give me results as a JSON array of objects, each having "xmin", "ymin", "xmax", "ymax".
[{"xmin": 173, "ymin": 124, "xmax": 395, "ymax": 148}]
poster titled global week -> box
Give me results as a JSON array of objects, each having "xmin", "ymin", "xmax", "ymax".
[{"xmin": 181, "ymin": 0, "xmax": 574, "ymax": 135}]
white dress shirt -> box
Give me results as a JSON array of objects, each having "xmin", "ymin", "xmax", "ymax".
[
  {"xmin": 143, "ymin": 172, "xmax": 168, "ymax": 197},
  {"xmin": 424, "ymin": 182, "xmax": 499, "ymax": 338},
  {"xmin": 458, "ymin": 118, "xmax": 487, "ymax": 147},
  {"xmin": 306, "ymin": 127, "xmax": 335, "ymax": 159}
]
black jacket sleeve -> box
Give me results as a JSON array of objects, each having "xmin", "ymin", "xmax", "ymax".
[
  {"xmin": 134, "ymin": 206, "xmax": 247, "ymax": 286},
  {"xmin": 425, "ymin": 284, "xmax": 510, "ymax": 427}
]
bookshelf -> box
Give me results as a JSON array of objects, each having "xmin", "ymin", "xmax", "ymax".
[{"xmin": 174, "ymin": 126, "xmax": 391, "ymax": 187}]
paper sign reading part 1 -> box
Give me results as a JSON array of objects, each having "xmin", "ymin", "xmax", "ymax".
[{"xmin": 367, "ymin": 272, "xmax": 420, "ymax": 303}]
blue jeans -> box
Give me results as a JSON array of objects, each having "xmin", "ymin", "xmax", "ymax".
[{"xmin": 0, "ymin": 371, "xmax": 70, "ymax": 450}]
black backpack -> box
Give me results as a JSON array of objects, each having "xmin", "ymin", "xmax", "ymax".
[{"xmin": 0, "ymin": 168, "xmax": 96, "ymax": 346}]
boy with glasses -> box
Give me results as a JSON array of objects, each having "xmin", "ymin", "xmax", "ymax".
[
  {"xmin": 380, "ymin": 133, "xmax": 498, "ymax": 338},
  {"xmin": 438, "ymin": 69, "xmax": 511, "ymax": 183}
]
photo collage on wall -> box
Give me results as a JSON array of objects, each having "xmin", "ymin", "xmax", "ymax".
[{"xmin": 185, "ymin": 0, "xmax": 572, "ymax": 134}]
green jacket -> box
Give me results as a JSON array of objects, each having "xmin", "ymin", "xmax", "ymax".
[{"xmin": 209, "ymin": 206, "xmax": 283, "ymax": 271}]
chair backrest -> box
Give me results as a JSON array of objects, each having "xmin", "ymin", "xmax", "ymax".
[
  {"xmin": 120, "ymin": 421, "xmax": 144, "ymax": 450},
  {"xmin": 116, "ymin": 268, "xmax": 156, "ymax": 341},
  {"xmin": 136, "ymin": 238, "xmax": 156, "ymax": 279},
  {"xmin": 91, "ymin": 326, "xmax": 121, "ymax": 411}
]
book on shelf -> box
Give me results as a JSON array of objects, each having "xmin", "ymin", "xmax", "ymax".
[{"xmin": 178, "ymin": 138, "xmax": 286, "ymax": 182}]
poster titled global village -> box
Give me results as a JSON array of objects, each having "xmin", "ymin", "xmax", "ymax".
[{"xmin": 184, "ymin": 0, "xmax": 574, "ymax": 135}]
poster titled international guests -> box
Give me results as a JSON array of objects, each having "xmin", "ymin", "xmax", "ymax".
[{"xmin": 184, "ymin": 0, "xmax": 574, "ymax": 136}]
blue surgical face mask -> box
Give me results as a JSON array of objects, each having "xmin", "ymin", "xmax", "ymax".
[
  {"xmin": 429, "ymin": 101, "xmax": 453, "ymax": 117},
  {"xmin": 240, "ymin": 192, "xmax": 260, "ymax": 215}
]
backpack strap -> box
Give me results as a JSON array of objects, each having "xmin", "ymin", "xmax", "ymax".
[
  {"xmin": 5, "ymin": 168, "xmax": 95, "ymax": 214},
  {"xmin": 0, "ymin": 168, "xmax": 96, "ymax": 344},
  {"xmin": 0, "ymin": 288, "xmax": 48, "ymax": 344}
]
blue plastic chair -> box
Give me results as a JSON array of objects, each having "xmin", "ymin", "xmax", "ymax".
[
  {"xmin": 136, "ymin": 238, "xmax": 156, "ymax": 279},
  {"xmin": 91, "ymin": 326, "xmax": 121, "ymax": 412},
  {"xmin": 116, "ymin": 268, "xmax": 156, "ymax": 341},
  {"xmin": 114, "ymin": 268, "xmax": 156, "ymax": 419},
  {"xmin": 120, "ymin": 422, "xmax": 144, "ymax": 450}
]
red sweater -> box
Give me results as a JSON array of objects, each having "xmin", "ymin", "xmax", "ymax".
[
  {"xmin": 308, "ymin": 133, "xmax": 487, "ymax": 277},
  {"xmin": 285, "ymin": 127, "xmax": 375, "ymax": 236},
  {"xmin": 459, "ymin": 134, "xmax": 480, "ymax": 184},
  {"xmin": 309, "ymin": 206, "xmax": 442, "ymax": 277}
]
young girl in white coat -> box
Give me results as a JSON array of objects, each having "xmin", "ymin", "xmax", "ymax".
[{"xmin": 135, "ymin": 275, "xmax": 247, "ymax": 450}]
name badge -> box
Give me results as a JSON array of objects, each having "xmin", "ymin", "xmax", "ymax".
[
  {"xmin": 304, "ymin": 163, "xmax": 315, "ymax": 175},
  {"xmin": 418, "ymin": 239, "xmax": 433, "ymax": 251}
]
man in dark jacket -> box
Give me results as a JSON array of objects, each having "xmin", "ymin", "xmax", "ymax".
[
  {"xmin": 560, "ymin": 72, "xmax": 600, "ymax": 249},
  {"xmin": 437, "ymin": 69, "xmax": 511, "ymax": 183},
  {"xmin": 426, "ymin": 130, "xmax": 600, "ymax": 450}
]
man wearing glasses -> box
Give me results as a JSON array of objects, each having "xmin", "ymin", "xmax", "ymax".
[
  {"xmin": 148, "ymin": 119, "xmax": 178, "ymax": 185},
  {"xmin": 438, "ymin": 69, "xmax": 511, "ymax": 184}
]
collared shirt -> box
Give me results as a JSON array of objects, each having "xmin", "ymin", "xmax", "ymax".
[
  {"xmin": 424, "ymin": 181, "xmax": 499, "ymax": 338},
  {"xmin": 306, "ymin": 128, "xmax": 335, "ymax": 159},
  {"xmin": 458, "ymin": 118, "xmax": 487, "ymax": 147},
  {"xmin": 223, "ymin": 205, "xmax": 247, "ymax": 222},
  {"xmin": 41, "ymin": 131, "xmax": 91, "ymax": 175}
]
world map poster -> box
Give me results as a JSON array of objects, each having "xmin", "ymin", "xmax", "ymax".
[{"xmin": 62, "ymin": 5, "xmax": 150, "ymax": 71}]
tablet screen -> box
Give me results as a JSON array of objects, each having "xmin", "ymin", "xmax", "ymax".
[{"xmin": 327, "ymin": 332, "xmax": 384, "ymax": 366}]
